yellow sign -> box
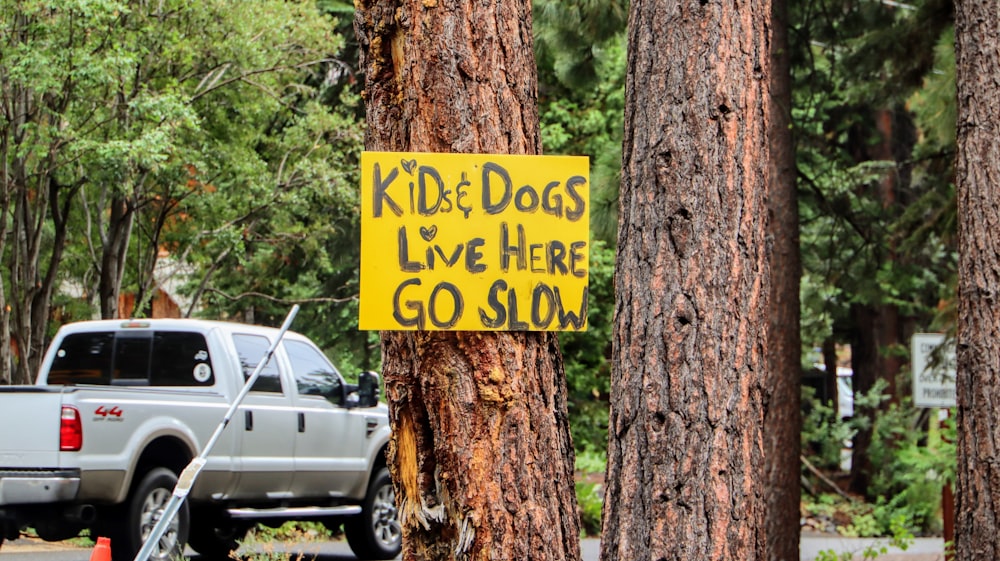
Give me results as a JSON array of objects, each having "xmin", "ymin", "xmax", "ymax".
[{"xmin": 359, "ymin": 151, "xmax": 590, "ymax": 331}]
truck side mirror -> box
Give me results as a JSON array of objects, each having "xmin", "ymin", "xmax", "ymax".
[{"xmin": 357, "ymin": 371, "xmax": 381, "ymax": 408}]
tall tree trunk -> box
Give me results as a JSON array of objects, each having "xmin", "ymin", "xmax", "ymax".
[
  {"xmin": 847, "ymin": 106, "xmax": 915, "ymax": 496},
  {"xmin": 99, "ymin": 196, "xmax": 135, "ymax": 319},
  {"xmin": 765, "ymin": 0, "xmax": 802, "ymax": 557},
  {"xmin": 955, "ymin": 0, "xmax": 1000, "ymax": 557},
  {"xmin": 0, "ymin": 126, "xmax": 12, "ymax": 384},
  {"xmin": 601, "ymin": 0, "xmax": 771, "ymax": 559},
  {"xmin": 354, "ymin": 3, "xmax": 581, "ymax": 561},
  {"xmin": 822, "ymin": 338, "xmax": 840, "ymax": 409},
  {"xmin": 10, "ymin": 174, "xmax": 74, "ymax": 384}
]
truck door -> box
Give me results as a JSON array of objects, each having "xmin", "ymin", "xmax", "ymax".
[
  {"xmin": 284, "ymin": 339, "xmax": 366, "ymax": 499},
  {"xmin": 230, "ymin": 334, "xmax": 296, "ymax": 499}
]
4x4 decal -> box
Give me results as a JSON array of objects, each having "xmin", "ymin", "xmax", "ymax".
[{"xmin": 94, "ymin": 406, "xmax": 123, "ymax": 418}]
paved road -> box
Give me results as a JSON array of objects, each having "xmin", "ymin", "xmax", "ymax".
[{"xmin": 0, "ymin": 534, "xmax": 944, "ymax": 561}]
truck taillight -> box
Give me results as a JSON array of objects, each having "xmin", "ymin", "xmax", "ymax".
[{"xmin": 60, "ymin": 406, "xmax": 82, "ymax": 451}]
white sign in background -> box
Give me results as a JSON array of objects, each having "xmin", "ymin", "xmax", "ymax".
[{"xmin": 910, "ymin": 332, "xmax": 957, "ymax": 408}]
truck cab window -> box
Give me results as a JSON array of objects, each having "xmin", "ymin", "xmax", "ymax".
[
  {"xmin": 112, "ymin": 335, "xmax": 152, "ymax": 384},
  {"xmin": 232, "ymin": 334, "xmax": 283, "ymax": 393},
  {"xmin": 284, "ymin": 340, "xmax": 344, "ymax": 405},
  {"xmin": 48, "ymin": 332, "xmax": 115, "ymax": 384}
]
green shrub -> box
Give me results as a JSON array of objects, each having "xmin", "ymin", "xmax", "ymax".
[{"xmin": 576, "ymin": 482, "xmax": 603, "ymax": 537}]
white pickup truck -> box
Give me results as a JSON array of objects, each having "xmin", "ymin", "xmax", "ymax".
[{"xmin": 0, "ymin": 318, "xmax": 399, "ymax": 561}]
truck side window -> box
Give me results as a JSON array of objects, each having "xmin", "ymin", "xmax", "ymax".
[
  {"xmin": 48, "ymin": 332, "xmax": 115, "ymax": 385},
  {"xmin": 231, "ymin": 334, "xmax": 283, "ymax": 393},
  {"xmin": 151, "ymin": 332, "xmax": 214, "ymax": 386},
  {"xmin": 284, "ymin": 340, "xmax": 344, "ymax": 405}
]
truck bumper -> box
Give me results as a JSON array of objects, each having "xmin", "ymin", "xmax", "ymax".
[{"xmin": 0, "ymin": 469, "xmax": 81, "ymax": 505}]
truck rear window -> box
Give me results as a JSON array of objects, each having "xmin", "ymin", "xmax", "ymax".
[{"xmin": 47, "ymin": 331, "xmax": 215, "ymax": 387}]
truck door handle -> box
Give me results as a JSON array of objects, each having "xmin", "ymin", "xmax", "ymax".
[
  {"xmin": 245, "ymin": 410, "xmax": 253, "ymax": 431},
  {"xmin": 298, "ymin": 412, "xmax": 305, "ymax": 433}
]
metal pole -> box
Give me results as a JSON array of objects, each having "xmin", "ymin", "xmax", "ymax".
[{"xmin": 132, "ymin": 305, "xmax": 300, "ymax": 561}]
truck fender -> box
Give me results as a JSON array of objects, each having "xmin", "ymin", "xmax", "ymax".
[{"xmin": 111, "ymin": 416, "xmax": 203, "ymax": 504}]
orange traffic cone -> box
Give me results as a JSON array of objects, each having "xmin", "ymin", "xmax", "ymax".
[{"xmin": 89, "ymin": 536, "xmax": 111, "ymax": 561}]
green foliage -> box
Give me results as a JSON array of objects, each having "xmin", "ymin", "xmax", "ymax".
[
  {"xmin": 534, "ymin": 0, "xmax": 627, "ymax": 92},
  {"xmin": 803, "ymin": 378, "xmax": 955, "ymax": 536},
  {"xmin": 536, "ymin": 3, "xmax": 625, "ymax": 245},
  {"xmin": 1, "ymin": 0, "xmax": 370, "ymax": 378},
  {"xmin": 574, "ymin": 448, "xmax": 607, "ymax": 475},
  {"xmin": 792, "ymin": 0, "xmax": 957, "ymax": 356},
  {"xmin": 864, "ymin": 403, "xmax": 955, "ymax": 534},
  {"xmin": 572, "ymin": 421, "xmax": 607, "ymax": 537},
  {"xmin": 575, "ymin": 482, "xmax": 604, "ymax": 537},
  {"xmin": 801, "ymin": 385, "xmax": 857, "ymax": 471}
]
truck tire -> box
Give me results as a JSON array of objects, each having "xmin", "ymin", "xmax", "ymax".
[
  {"xmin": 187, "ymin": 510, "xmax": 250, "ymax": 558},
  {"xmin": 345, "ymin": 468, "xmax": 402, "ymax": 560},
  {"xmin": 110, "ymin": 468, "xmax": 189, "ymax": 561}
]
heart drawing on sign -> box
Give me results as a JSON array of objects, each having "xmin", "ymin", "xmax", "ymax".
[
  {"xmin": 420, "ymin": 225, "xmax": 438, "ymax": 242},
  {"xmin": 401, "ymin": 159, "xmax": 417, "ymax": 174}
]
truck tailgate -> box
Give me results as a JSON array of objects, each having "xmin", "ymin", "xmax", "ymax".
[{"xmin": 0, "ymin": 387, "xmax": 65, "ymax": 468}]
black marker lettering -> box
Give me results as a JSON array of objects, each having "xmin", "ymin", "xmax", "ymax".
[
  {"xmin": 418, "ymin": 166, "xmax": 446, "ymax": 215},
  {"xmin": 514, "ymin": 185, "xmax": 540, "ymax": 212},
  {"xmin": 392, "ymin": 279, "xmax": 424, "ymax": 329},
  {"xmin": 532, "ymin": 284, "xmax": 556, "ymax": 329},
  {"xmin": 570, "ymin": 241, "xmax": 587, "ymax": 278},
  {"xmin": 482, "ymin": 163, "xmax": 512, "ymax": 214},
  {"xmin": 530, "ymin": 244, "xmax": 545, "ymax": 273},
  {"xmin": 548, "ymin": 241, "xmax": 568, "ymax": 275},
  {"xmin": 373, "ymin": 164, "xmax": 402, "ymax": 218},
  {"xmin": 428, "ymin": 283, "xmax": 463, "ymax": 329},
  {"xmin": 556, "ymin": 286, "xmax": 588, "ymax": 330},
  {"xmin": 507, "ymin": 287, "xmax": 529, "ymax": 330},
  {"xmin": 500, "ymin": 223, "xmax": 527, "ymax": 272},
  {"xmin": 541, "ymin": 181, "xmax": 563, "ymax": 218},
  {"xmin": 479, "ymin": 280, "xmax": 507, "ymax": 328},
  {"xmin": 466, "ymin": 238, "xmax": 486, "ymax": 273},
  {"xmin": 564, "ymin": 175, "xmax": 587, "ymax": 222},
  {"xmin": 434, "ymin": 244, "xmax": 464, "ymax": 267},
  {"xmin": 397, "ymin": 227, "xmax": 424, "ymax": 272}
]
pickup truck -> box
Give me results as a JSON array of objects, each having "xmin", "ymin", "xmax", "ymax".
[{"xmin": 0, "ymin": 318, "xmax": 400, "ymax": 561}]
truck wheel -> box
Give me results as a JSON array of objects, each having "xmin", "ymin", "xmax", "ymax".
[
  {"xmin": 187, "ymin": 512, "xmax": 250, "ymax": 558},
  {"xmin": 111, "ymin": 468, "xmax": 189, "ymax": 561},
  {"xmin": 345, "ymin": 468, "xmax": 401, "ymax": 560}
]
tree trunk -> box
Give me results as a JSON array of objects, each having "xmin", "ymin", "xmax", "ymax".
[
  {"xmin": 822, "ymin": 338, "xmax": 839, "ymax": 409},
  {"xmin": 765, "ymin": 0, "xmax": 802, "ymax": 557},
  {"xmin": 354, "ymin": 3, "xmax": 581, "ymax": 561},
  {"xmin": 601, "ymin": 0, "xmax": 771, "ymax": 559},
  {"xmin": 9, "ymin": 174, "xmax": 74, "ymax": 385},
  {"xmin": 955, "ymin": 0, "xmax": 1000, "ymax": 557},
  {"xmin": 99, "ymin": 196, "xmax": 135, "ymax": 319},
  {"xmin": 0, "ymin": 126, "xmax": 11, "ymax": 385}
]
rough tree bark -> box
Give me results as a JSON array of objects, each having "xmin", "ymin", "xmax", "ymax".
[
  {"xmin": 354, "ymin": 3, "xmax": 581, "ymax": 561},
  {"xmin": 955, "ymin": 0, "xmax": 1000, "ymax": 558},
  {"xmin": 765, "ymin": 0, "xmax": 802, "ymax": 557},
  {"xmin": 601, "ymin": 0, "xmax": 771, "ymax": 560}
]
